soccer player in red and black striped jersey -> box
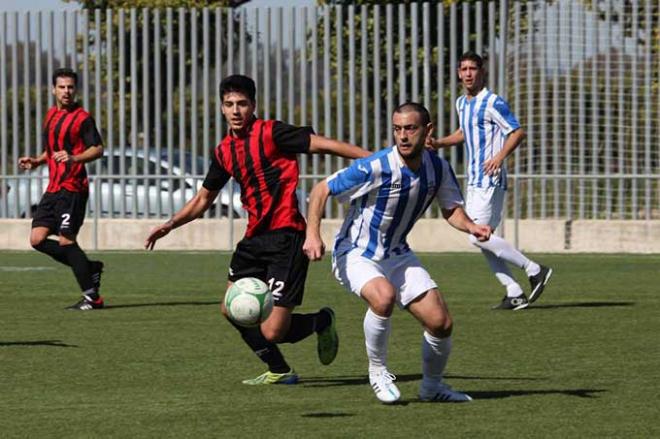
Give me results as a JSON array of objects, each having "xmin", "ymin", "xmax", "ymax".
[
  {"xmin": 18, "ymin": 68, "xmax": 105, "ymax": 310},
  {"xmin": 145, "ymin": 74, "xmax": 371, "ymax": 384}
]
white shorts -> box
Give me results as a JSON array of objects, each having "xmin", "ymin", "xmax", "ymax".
[
  {"xmin": 332, "ymin": 249, "xmax": 437, "ymax": 308},
  {"xmin": 466, "ymin": 185, "xmax": 505, "ymax": 229}
]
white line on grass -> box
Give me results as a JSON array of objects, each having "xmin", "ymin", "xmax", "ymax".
[{"xmin": 0, "ymin": 266, "xmax": 56, "ymax": 271}]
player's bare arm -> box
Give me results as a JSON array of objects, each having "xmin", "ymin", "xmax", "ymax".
[
  {"xmin": 441, "ymin": 205, "xmax": 492, "ymax": 242},
  {"xmin": 145, "ymin": 187, "xmax": 219, "ymax": 250},
  {"xmin": 483, "ymin": 128, "xmax": 525, "ymax": 176},
  {"xmin": 302, "ymin": 179, "xmax": 331, "ymax": 261},
  {"xmin": 52, "ymin": 144, "xmax": 104, "ymax": 164},
  {"xmin": 427, "ymin": 128, "xmax": 464, "ymax": 149},
  {"xmin": 308, "ymin": 134, "xmax": 371, "ymax": 159},
  {"xmin": 18, "ymin": 151, "xmax": 48, "ymax": 170}
]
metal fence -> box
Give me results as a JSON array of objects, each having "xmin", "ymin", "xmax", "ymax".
[
  {"xmin": 0, "ymin": 1, "xmax": 657, "ymax": 226},
  {"xmin": 507, "ymin": 0, "xmax": 659, "ymax": 221}
]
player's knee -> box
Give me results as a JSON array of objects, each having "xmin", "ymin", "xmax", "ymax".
[
  {"xmin": 58, "ymin": 236, "xmax": 76, "ymax": 246},
  {"xmin": 260, "ymin": 325, "xmax": 286, "ymax": 343},
  {"xmin": 370, "ymin": 290, "xmax": 396, "ymax": 317},
  {"xmin": 468, "ymin": 233, "xmax": 480, "ymax": 246},
  {"xmin": 427, "ymin": 313, "xmax": 453, "ymax": 338},
  {"xmin": 30, "ymin": 237, "xmax": 44, "ymax": 249}
]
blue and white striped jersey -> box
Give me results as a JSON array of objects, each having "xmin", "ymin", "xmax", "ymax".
[
  {"xmin": 327, "ymin": 146, "xmax": 464, "ymax": 261},
  {"xmin": 457, "ymin": 87, "xmax": 520, "ymax": 188}
]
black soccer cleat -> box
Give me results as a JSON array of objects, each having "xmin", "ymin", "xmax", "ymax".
[
  {"xmin": 492, "ymin": 294, "xmax": 529, "ymax": 311},
  {"xmin": 90, "ymin": 260, "xmax": 104, "ymax": 293},
  {"xmin": 528, "ymin": 265, "xmax": 553, "ymax": 303},
  {"xmin": 67, "ymin": 296, "xmax": 105, "ymax": 311},
  {"xmin": 317, "ymin": 307, "xmax": 339, "ymax": 366}
]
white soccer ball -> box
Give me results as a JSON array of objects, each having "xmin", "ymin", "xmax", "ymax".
[{"xmin": 224, "ymin": 277, "xmax": 273, "ymax": 328}]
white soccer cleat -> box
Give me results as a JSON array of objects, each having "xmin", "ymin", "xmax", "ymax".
[
  {"xmin": 419, "ymin": 383, "xmax": 473, "ymax": 403},
  {"xmin": 369, "ymin": 368, "xmax": 401, "ymax": 404}
]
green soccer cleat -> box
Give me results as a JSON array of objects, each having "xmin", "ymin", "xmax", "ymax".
[
  {"xmin": 241, "ymin": 369, "xmax": 299, "ymax": 385},
  {"xmin": 317, "ymin": 307, "xmax": 339, "ymax": 365}
]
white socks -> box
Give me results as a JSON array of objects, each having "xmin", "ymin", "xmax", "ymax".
[
  {"xmin": 421, "ymin": 332, "xmax": 452, "ymax": 389},
  {"xmin": 470, "ymin": 234, "xmax": 530, "ymax": 269},
  {"xmin": 470, "ymin": 234, "xmax": 541, "ymax": 296},
  {"xmin": 481, "ymin": 250, "xmax": 524, "ymax": 297},
  {"xmin": 363, "ymin": 308, "xmax": 391, "ymax": 370},
  {"xmin": 365, "ymin": 312, "xmax": 453, "ymax": 391}
]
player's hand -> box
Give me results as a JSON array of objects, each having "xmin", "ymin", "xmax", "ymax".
[
  {"xmin": 425, "ymin": 136, "xmax": 438, "ymax": 149},
  {"xmin": 469, "ymin": 223, "xmax": 492, "ymax": 242},
  {"xmin": 144, "ymin": 222, "xmax": 173, "ymax": 251},
  {"xmin": 53, "ymin": 150, "xmax": 73, "ymax": 163},
  {"xmin": 18, "ymin": 157, "xmax": 38, "ymax": 170},
  {"xmin": 302, "ymin": 234, "xmax": 325, "ymax": 261},
  {"xmin": 483, "ymin": 157, "xmax": 503, "ymax": 176}
]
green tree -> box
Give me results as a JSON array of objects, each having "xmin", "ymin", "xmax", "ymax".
[
  {"xmin": 64, "ymin": 0, "xmax": 253, "ymax": 158},
  {"xmin": 311, "ymin": 0, "xmax": 498, "ymax": 152}
]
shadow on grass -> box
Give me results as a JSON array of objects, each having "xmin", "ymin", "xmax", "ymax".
[
  {"xmin": 300, "ymin": 373, "xmax": 543, "ymax": 388},
  {"xmin": 528, "ymin": 301, "xmax": 634, "ymax": 310},
  {"xmin": 0, "ymin": 340, "xmax": 78, "ymax": 348},
  {"xmin": 301, "ymin": 412, "xmax": 356, "ymax": 418},
  {"xmin": 104, "ymin": 300, "xmax": 220, "ymax": 309},
  {"xmin": 454, "ymin": 388, "xmax": 606, "ymax": 400}
]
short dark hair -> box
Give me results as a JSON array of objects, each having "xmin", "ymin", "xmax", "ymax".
[
  {"xmin": 219, "ymin": 74, "xmax": 256, "ymax": 103},
  {"xmin": 393, "ymin": 102, "xmax": 431, "ymax": 125},
  {"xmin": 458, "ymin": 51, "xmax": 484, "ymax": 69},
  {"xmin": 52, "ymin": 68, "xmax": 78, "ymax": 86}
]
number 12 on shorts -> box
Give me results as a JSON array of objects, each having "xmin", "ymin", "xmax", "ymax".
[{"xmin": 267, "ymin": 278, "xmax": 285, "ymax": 299}]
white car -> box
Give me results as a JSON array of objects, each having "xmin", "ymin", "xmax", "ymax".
[{"xmin": 2, "ymin": 150, "xmax": 244, "ymax": 219}]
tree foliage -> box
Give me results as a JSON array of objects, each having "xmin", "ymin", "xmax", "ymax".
[{"xmin": 65, "ymin": 0, "xmax": 249, "ymax": 8}]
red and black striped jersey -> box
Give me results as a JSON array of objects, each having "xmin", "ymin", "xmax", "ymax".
[
  {"xmin": 42, "ymin": 104, "xmax": 102, "ymax": 193},
  {"xmin": 203, "ymin": 118, "xmax": 314, "ymax": 238}
]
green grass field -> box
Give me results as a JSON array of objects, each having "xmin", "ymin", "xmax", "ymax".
[{"xmin": 1, "ymin": 251, "xmax": 659, "ymax": 438}]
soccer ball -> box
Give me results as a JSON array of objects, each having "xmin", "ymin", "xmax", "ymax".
[{"xmin": 224, "ymin": 277, "xmax": 273, "ymax": 328}]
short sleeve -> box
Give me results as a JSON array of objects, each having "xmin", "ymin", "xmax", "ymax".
[
  {"xmin": 80, "ymin": 117, "xmax": 103, "ymax": 148},
  {"xmin": 435, "ymin": 159, "xmax": 465, "ymax": 210},
  {"xmin": 489, "ymin": 97, "xmax": 520, "ymax": 136},
  {"xmin": 202, "ymin": 154, "xmax": 231, "ymax": 191},
  {"xmin": 272, "ymin": 121, "xmax": 315, "ymax": 154},
  {"xmin": 327, "ymin": 158, "xmax": 373, "ymax": 204}
]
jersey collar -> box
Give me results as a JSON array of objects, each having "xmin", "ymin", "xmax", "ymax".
[
  {"xmin": 56, "ymin": 102, "xmax": 81, "ymax": 113},
  {"xmin": 393, "ymin": 145, "xmax": 424, "ymax": 176},
  {"xmin": 228, "ymin": 115, "xmax": 257, "ymax": 139},
  {"xmin": 466, "ymin": 87, "xmax": 489, "ymax": 102}
]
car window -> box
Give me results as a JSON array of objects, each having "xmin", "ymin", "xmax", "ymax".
[
  {"xmin": 88, "ymin": 155, "xmax": 113, "ymax": 176},
  {"xmin": 157, "ymin": 163, "xmax": 182, "ymax": 191}
]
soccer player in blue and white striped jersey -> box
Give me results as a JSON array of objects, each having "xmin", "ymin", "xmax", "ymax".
[
  {"xmin": 428, "ymin": 51, "xmax": 553, "ymax": 310},
  {"xmin": 303, "ymin": 103, "xmax": 491, "ymax": 404}
]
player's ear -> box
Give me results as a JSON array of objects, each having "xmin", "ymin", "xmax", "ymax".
[{"xmin": 425, "ymin": 123, "xmax": 434, "ymax": 139}]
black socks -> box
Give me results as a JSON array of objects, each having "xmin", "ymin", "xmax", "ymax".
[
  {"xmin": 34, "ymin": 239, "xmax": 94, "ymax": 292},
  {"xmin": 33, "ymin": 239, "xmax": 68, "ymax": 265},
  {"xmin": 280, "ymin": 311, "xmax": 331, "ymax": 344},
  {"xmin": 228, "ymin": 319, "xmax": 291, "ymax": 374},
  {"xmin": 62, "ymin": 243, "xmax": 94, "ymax": 292},
  {"xmin": 227, "ymin": 309, "xmax": 332, "ymax": 373}
]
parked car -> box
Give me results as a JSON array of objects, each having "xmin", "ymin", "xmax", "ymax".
[{"xmin": 3, "ymin": 150, "xmax": 245, "ymax": 219}]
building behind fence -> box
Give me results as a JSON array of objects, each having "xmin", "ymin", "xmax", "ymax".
[{"xmin": 0, "ymin": 1, "xmax": 658, "ymax": 250}]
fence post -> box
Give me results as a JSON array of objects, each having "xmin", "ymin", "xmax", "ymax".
[{"xmin": 93, "ymin": 177, "xmax": 100, "ymax": 251}]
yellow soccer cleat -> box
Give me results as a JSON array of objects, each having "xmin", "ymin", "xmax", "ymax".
[{"xmin": 241, "ymin": 369, "xmax": 299, "ymax": 385}]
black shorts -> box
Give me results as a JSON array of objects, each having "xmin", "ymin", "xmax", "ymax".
[
  {"xmin": 228, "ymin": 228, "xmax": 309, "ymax": 307},
  {"xmin": 32, "ymin": 190, "xmax": 88, "ymax": 238}
]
